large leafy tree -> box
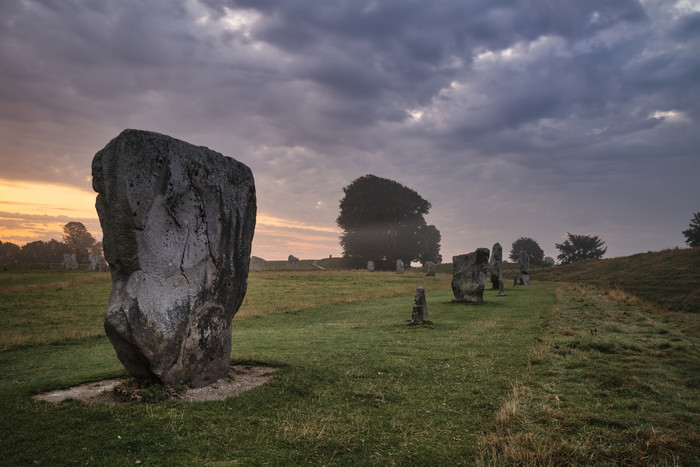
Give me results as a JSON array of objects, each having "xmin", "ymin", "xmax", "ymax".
[
  {"xmin": 337, "ymin": 174, "xmax": 441, "ymax": 268},
  {"xmin": 62, "ymin": 222, "xmax": 96, "ymax": 264},
  {"xmin": 509, "ymin": 237, "xmax": 544, "ymax": 265},
  {"xmin": 555, "ymin": 232, "xmax": 607, "ymax": 265},
  {"xmin": 682, "ymin": 212, "xmax": 700, "ymax": 247}
]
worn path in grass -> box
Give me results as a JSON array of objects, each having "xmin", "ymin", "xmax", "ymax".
[
  {"xmin": 0, "ymin": 277, "xmax": 551, "ymax": 465},
  {"xmin": 479, "ymin": 284, "xmax": 700, "ymax": 465}
]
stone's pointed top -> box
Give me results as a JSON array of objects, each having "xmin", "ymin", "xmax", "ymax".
[{"xmin": 93, "ymin": 130, "xmax": 256, "ymax": 388}]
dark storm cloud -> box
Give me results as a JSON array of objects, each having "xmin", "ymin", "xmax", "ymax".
[{"xmin": 1, "ymin": 0, "xmax": 698, "ymax": 258}]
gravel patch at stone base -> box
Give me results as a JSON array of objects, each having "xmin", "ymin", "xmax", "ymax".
[{"xmin": 34, "ymin": 365, "xmax": 276, "ymax": 405}]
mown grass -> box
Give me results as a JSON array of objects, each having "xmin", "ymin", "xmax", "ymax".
[
  {"xmin": 0, "ymin": 271, "xmax": 111, "ymax": 349},
  {"xmin": 0, "ymin": 269, "xmax": 449, "ymax": 349},
  {"xmin": 1, "ymin": 267, "xmax": 698, "ymax": 464},
  {"xmin": 1, "ymin": 270, "xmax": 549, "ymax": 464}
]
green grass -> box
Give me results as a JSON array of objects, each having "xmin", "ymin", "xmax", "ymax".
[
  {"xmin": 479, "ymin": 284, "xmax": 700, "ymax": 465},
  {"xmin": 0, "ymin": 267, "xmax": 698, "ymax": 464}
]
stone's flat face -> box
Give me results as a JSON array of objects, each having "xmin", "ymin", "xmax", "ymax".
[
  {"xmin": 287, "ymin": 255, "xmax": 299, "ymax": 270},
  {"xmin": 518, "ymin": 250, "xmax": 530, "ymax": 285},
  {"xmin": 367, "ymin": 260, "xmax": 375, "ymax": 272},
  {"xmin": 489, "ymin": 243, "xmax": 502, "ymax": 289},
  {"xmin": 425, "ymin": 261, "xmax": 436, "ymax": 276},
  {"xmin": 396, "ymin": 259, "xmax": 404, "ymax": 274},
  {"xmin": 451, "ymin": 248, "xmax": 490, "ymax": 302},
  {"xmin": 92, "ymin": 129, "xmax": 256, "ymax": 388}
]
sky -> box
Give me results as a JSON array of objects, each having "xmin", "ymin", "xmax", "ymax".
[{"xmin": 1, "ymin": 0, "xmax": 699, "ymax": 262}]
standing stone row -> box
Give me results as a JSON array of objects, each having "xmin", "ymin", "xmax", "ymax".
[{"xmin": 451, "ymin": 244, "xmax": 532, "ymax": 303}]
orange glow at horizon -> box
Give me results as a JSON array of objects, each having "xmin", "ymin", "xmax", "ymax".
[{"xmin": 0, "ymin": 179, "xmax": 342, "ymax": 260}]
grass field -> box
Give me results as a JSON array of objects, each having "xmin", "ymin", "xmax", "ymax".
[{"xmin": 1, "ymin": 264, "xmax": 698, "ymax": 464}]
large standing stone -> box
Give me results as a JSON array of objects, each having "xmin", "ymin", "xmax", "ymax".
[
  {"xmin": 488, "ymin": 243, "xmax": 503, "ymax": 290},
  {"xmin": 396, "ymin": 259, "xmax": 404, "ymax": 274},
  {"xmin": 92, "ymin": 129, "xmax": 256, "ymax": 388},
  {"xmin": 518, "ymin": 250, "xmax": 531, "ymax": 285},
  {"xmin": 88, "ymin": 253, "xmax": 108, "ymax": 272},
  {"xmin": 367, "ymin": 260, "xmax": 375, "ymax": 272},
  {"xmin": 411, "ymin": 286, "xmax": 428, "ymax": 324},
  {"xmin": 425, "ymin": 261, "xmax": 436, "ymax": 276},
  {"xmin": 250, "ymin": 256, "xmax": 266, "ymax": 271},
  {"xmin": 451, "ymin": 248, "xmax": 490, "ymax": 302},
  {"xmin": 287, "ymin": 255, "xmax": 299, "ymax": 270},
  {"xmin": 62, "ymin": 253, "xmax": 78, "ymax": 270}
]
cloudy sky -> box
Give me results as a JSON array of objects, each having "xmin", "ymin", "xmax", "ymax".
[{"xmin": 1, "ymin": 0, "xmax": 699, "ymax": 261}]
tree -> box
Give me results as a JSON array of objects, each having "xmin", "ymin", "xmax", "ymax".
[
  {"xmin": 555, "ymin": 232, "xmax": 607, "ymax": 265},
  {"xmin": 0, "ymin": 240, "xmax": 21, "ymax": 267},
  {"xmin": 62, "ymin": 222, "xmax": 96, "ymax": 264},
  {"xmin": 337, "ymin": 174, "xmax": 441, "ymax": 268},
  {"xmin": 682, "ymin": 212, "xmax": 700, "ymax": 247},
  {"xmin": 509, "ymin": 237, "xmax": 544, "ymax": 265},
  {"xmin": 18, "ymin": 239, "xmax": 71, "ymax": 266}
]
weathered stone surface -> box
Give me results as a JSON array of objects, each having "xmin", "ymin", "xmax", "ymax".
[
  {"xmin": 451, "ymin": 248, "xmax": 490, "ymax": 302},
  {"xmin": 488, "ymin": 243, "xmax": 503, "ymax": 290},
  {"xmin": 396, "ymin": 259, "xmax": 404, "ymax": 274},
  {"xmin": 250, "ymin": 256, "xmax": 266, "ymax": 271},
  {"xmin": 287, "ymin": 255, "xmax": 299, "ymax": 270},
  {"xmin": 92, "ymin": 129, "xmax": 256, "ymax": 388},
  {"xmin": 367, "ymin": 260, "xmax": 375, "ymax": 272},
  {"xmin": 518, "ymin": 250, "xmax": 530, "ymax": 285},
  {"xmin": 425, "ymin": 261, "xmax": 436, "ymax": 276},
  {"xmin": 498, "ymin": 279, "xmax": 506, "ymax": 296},
  {"xmin": 513, "ymin": 276, "xmax": 518, "ymax": 287},
  {"xmin": 62, "ymin": 253, "xmax": 78, "ymax": 270},
  {"xmin": 411, "ymin": 286, "xmax": 428, "ymax": 324},
  {"xmin": 88, "ymin": 253, "xmax": 108, "ymax": 272}
]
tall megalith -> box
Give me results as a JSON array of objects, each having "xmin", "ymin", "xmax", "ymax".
[
  {"xmin": 451, "ymin": 248, "xmax": 490, "ymax": 303},
  {"xmin": 518, "ymin": 250, "xmax": 531, "ymax": 285},
  {"xmin": 488, "ymin": 243, "xmax": 503, "ymax": 290},
  {"xmin": 92, "ymin": 129, "xmax": 256, "ymax": 388}
]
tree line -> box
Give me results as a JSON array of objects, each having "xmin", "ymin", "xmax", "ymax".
[
  {"xmin": 0, "ymin": 222, "xmax": 102, "ymax": 268},
  {"xmin": 337, "ymin": 174, "xmax": 613, "ymax": 268}
]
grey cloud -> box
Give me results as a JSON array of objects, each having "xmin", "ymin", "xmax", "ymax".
[{"xmin": 1, "ymin": 0, "xmax": 698, "ymax": 258}]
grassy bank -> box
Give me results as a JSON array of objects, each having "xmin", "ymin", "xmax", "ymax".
[{"xmin": 536, "ymin": 247, "xmax": 700, "ymax": 313}]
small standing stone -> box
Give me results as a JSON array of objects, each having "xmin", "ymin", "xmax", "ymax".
[
  {"xmin": 367, "ymin": 260, "xmax": 375, "ymax": 272},
  {"xmin": 425, "ymin": 261, "xmax": 436, "ymax": 276},
  {"xmin": 411, "ymin": 286, "xmax": 428, "ymax": 324},
  {"xmin": 396, "ymin": 259, "xmax": 404, "ymax": 274},
  {"xmin": 451, "ymin": 248, "xmax": 490, "ymax": 302},
  {"xmin": 513, "ymin": 276, "xmax": 518, "ymax": 287},
  {"xmin": 287, "ymin": 255, "xmax": 299, "ymax": 270},
  {"xmin": 498, "ymin": 279, "xmax": 506, "ymax": 296}
]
